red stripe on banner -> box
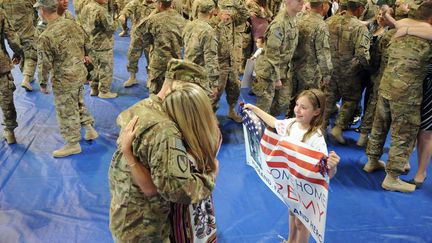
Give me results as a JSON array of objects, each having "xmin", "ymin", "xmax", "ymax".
[
  {"xmin": 267, "ymin": 162, "xmax": 328, "ymax": 189},
  {"xmin": 262, "ymin": 133, "xmax": 324, "ymax": 160},
  {"xmin": 264, "ymin": 149, "xmax": 321, "ymax": 173}
]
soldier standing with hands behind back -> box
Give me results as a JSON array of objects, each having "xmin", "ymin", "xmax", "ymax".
[{"xmin": 36, "ymin": 0, "xmax": 98, "ymax": 157}]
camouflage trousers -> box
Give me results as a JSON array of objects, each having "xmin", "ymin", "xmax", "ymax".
[
  {"xmin": 214, "ymin": 64, "xmax": 240, "ymax": 109},
  {"xmin": 53, "ymin": 86, "xmax": 94, "ymax": 144},
  {"xmin": 147, "ymin": 68, "xmax": 165, "ymax": 95},
  {"xmin": 286, "ymin": 72, "xmax": 323, "ymax": 117},
  {"xmin": 366, "ymin": 96, "xmax": 420, "ymax": 176},
  {"xmin": 0, "ymin": 73, "xmax": 17, "ymax": 131},
  {"xmin": 324, "ymin": 74, "xmax": 362, "ymax": 129},
  {"xmin": 359, "ymin": 74, "xmax": 380, "ymax": 134},
  {"xmin": 126, "ymin": 33, "xmax": 149, "ymax": 74},
  {"xmin": 252, "ymin": 76, "xmax": 293, "ymax": 116},
  {"xmin": 91, "ymin": 49, "xmax": 114, "ymax": 93}
]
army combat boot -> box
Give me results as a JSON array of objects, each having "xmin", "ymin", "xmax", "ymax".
[
  {"xmin": 84, "ymin": 124, "xmax": 98, "ymax": 140},
  {"xmin": 123, "ymin": 73, "xmax": 138, "ymax": 87},
  {"xmin": 3, "ymin": 130, "xmax": 16, "ymax": 144},
  {"xmin": 52, "ymin": 143, "xmax": 81, "ymax": 158},
  {"xmin": 228, "ymin": 105, "xmax": 242, "ymax": 123},
  {"xmin": 356, "ymin": 133, "xmax": 368, "ymax": 147},
  {"xmin": 90, "ymin": 86, "xmax": 99, "ymax": 96},
  {"xmin": 99, "ymin": 91, "xmax": 118, "ymax": 99},
  {"xmin": 363, "ymin": 159, "xmax": 385, "ymax": 173},
  {"xmin": 21, "ymin": 75, "xmax": 33, "ymax": 92},
  {"xmin": 330, "ymin": 126, "xmax": 346, "ymax": 144},
  {"xmin": 382, "ymin": 172, "xmax": 416, "ymax": 193}
]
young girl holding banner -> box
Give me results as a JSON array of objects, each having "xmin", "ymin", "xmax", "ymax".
[{"xmin": 244, "ymin": 89, "xmax": 340, "ymax": 243}]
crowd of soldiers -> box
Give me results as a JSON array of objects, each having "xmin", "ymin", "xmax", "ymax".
[{"xmin": 0, "ymin": 0, "xmax": 431, "ymax": 214}]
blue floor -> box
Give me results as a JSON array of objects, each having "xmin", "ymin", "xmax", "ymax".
[{"xmin": 1, "ymin": 10, "xmax": 432, "ymax": 243}]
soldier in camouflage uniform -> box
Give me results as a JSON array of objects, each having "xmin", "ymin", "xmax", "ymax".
[
  {"xmin": 109, "ymin": 59, "xmax": 216, "ymax": 242},
  {"xmin": 0, "ymin": 0, "xmax": 38, "ymax": 91},
  {"xmin": 290, "ymin": 0, "xmax": 333, "ymax": 106},
  {"xmin": 363, "ymin": 2, "xmax": 432, "ymax": 193},
  {"xmin": 325, "ymin": 0, "xmax": 370, "ymax": 144},
  {"xmin": 210, "ymin": 0, "xmax": 248, "ymax": 122},
  {"xmin": 35, "ymin": 0, "xmax": 75, "ymax": 86},
  {"xmin": 120, "ymin": 0, "xmax": 157, "ymax": 87},
  {"xmin": 127, "ymin": 0, "xmax": 186, "ymax": 94},
  {"xmin": 35, "ymin": 0, "xmax": 98, "ymax": 157},
  {"xmin": 253, "ymin": 0, "xmax": 303, "ymax": 116},
  {"xmin": 81, "ymin": 0, "xmax": 118, "ymax": 98},
  {"xmin": 73, "ymin": 0, "xmax": 91, "ymax": 21},
  {"xmin": 183, "ymin": 0, "xmax": 219, "ymax": 100},
  {"xmin": 0, "ymin": 9, "xmax": 24, "ymax": 144}
]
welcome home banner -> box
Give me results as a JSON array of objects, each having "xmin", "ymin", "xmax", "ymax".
[{"xmin": 241, "ymin": 108, "xmax": 329, "ymax": 243}]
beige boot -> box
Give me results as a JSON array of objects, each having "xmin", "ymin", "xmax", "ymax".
[
  {"xmin": 228, "ymin": 105, "xmax": 242, "ymax": 123},
  {"xmin": 84, "ymin": 124, "xmax": 98, "ymax": 140},
  {"xmin": 123, "ymin": 74, "xmax": 138, "ymax": 87},
  {"xmin": 3, "ymin": 130, "xmax": 16, "ymax": 144},
  {"xmin": 21, "ymin": 75, "xmax": 33, "ymax": 92},
  {"xmin": 356, "ymin": 133, "xmax": 368, "ymax": 147},
  {"xmin": 330, "ymin": 126, "xmax": 346, "ymax": 144},
  {"xmin": 90, "ymin": 87, "xmax": 99, "ymax": 96},
  {"xmin": 382, "ymin": 173, "xmax": 416, "ymax": 193},
  {"xmin": 363, "ymin": 159, "xmax": 385, "ymax": 173},
  {"xmin": 52, "ymin": 143, "xmax": 81, "ymax": 158},
  {"xmin": 119, "ymin": 30, "xmax": 128, "ymax": 37},
  {"xmin": 99, "ymin": 91, "xmax": 118, "ymax": 99}
]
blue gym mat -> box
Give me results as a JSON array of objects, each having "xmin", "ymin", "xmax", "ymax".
[{"xmin": 0, "ymin": 5, "xmax": 431, "ymax": 243}]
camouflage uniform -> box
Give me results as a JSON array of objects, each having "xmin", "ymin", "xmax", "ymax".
[
  {"xmin": 109, "ymin": 59, "xmax": 215, "ymax": 242},
  {"xmin": 267, "ymin": 0, "xmax": 282, "ymax": 17},
  {"xmin": 291, "ymin": 10, "xmax": 333, "ymax": 94},
  {"xmin": 359, "ymin": 28, "xmax": 395, "ymax": 135},
  {"xmin": 73, "ymin": 0, "xmax": 91, "ymax": 22},
  {"xmin": 128, "ymin": 8, "xmax": 186, "ymax": 94},
  {"xmin": 122, "ymin": 0, "xmax": 156, "ymax": 75},
  {"xmin": 253, "ymin": 9, "xmax": 298, "ymax": 114},
  {"xmin": 81, "ymin": 0, "xmax": 117, "ymax": 94},
  {"xmin": 324, "ymin": 9, "xmax": 370, "ymax": 129},
  {"xmin": 211, "ymin": 0, "xmax": 249, "ymax": 109},
  {"xmin": 366, "ymin": 35, "xmax": 432, "ymax": 175},
  {"xmin": 0, "ymin": 0, "xmax": 38, "ymax": 79},
  {"xmin": 183, "ymin": 17, "xmax": 219, "ymax": 94},
  {"xmin": 37, "ymin": 17, "xmax": 95, "ymax": 144},
  {"xmin": 0, "ymin": 9, "xmax": 23, "ymax": 133}
]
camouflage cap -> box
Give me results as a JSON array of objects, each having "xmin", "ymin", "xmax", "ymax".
[
  {"xmin": 348, "ymin": 0, "xmax": 367, "ymax": 5},
  {"xmin": 165, "ymin": 59, "xmax": 212, "ymax": 95},
  {"xmin": 218, "ymin": 0, "xmax": 235, "ymax": 10},
  {"xmin": 157, "ymin": 0, "xmax": 172, "ymax": 2},
  {"xmin": 33, "ymin": 0, "xmax": 58, "ymax": 9},
  {"xmin": 196, "ymin": 0, "xmax": 216, "ymax": 12}
]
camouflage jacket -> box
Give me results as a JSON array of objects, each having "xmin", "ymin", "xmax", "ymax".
[
  {"xmin": 120, "ymin": 0, "xmax": 156, "ymax": 27},
  {"xmin": 0, "ymin": 8, "xmax": 23, "ymax": 74},
  {"xmin": 37, "ymin": 17, "xmax": 89, "ymax": 90},
  {"xmin": 380, "ymin": 35, "xmax": 432, "ymax": 105},
  {"xmin": 326, "ymin": 14, "xmax": 370, "ymax": 76},
  {"xmin": 255, "ymin": 10, "xmax": 298, "ymax": 82},
  {"xmin": 183, "ymin": 18, "xmax": 219, "ymax": 88},
  {"xmin": 81, "ymin": 0, "xmax": 116, "ymax": 51},
  {"xmin": 129, "ymin": 8, "xmax": 186, "ymax": 72},
  {"xmin": 0, "ymin": 0, "xmax": 36, "ymax": 39},
  {"xmin": 292, "ymin": 11, "xmax": 333, "ymax": 83},
  {"xmin": 246, "ymin": 0, "xmax": 272, "ymax": 20},
  {"xmin": 109, "ymin": 94, "xmax": 216, "ymax": 242}
]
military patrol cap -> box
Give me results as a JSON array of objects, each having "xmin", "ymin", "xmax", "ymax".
[
  {"xmin": 157, "ymin": 0, "xmax": 172, "ymax": 2},
  {"xmin": 196, "ymin": 0, "xmax": 216, "ymax": 12},
  {"xmin": 33, "ymin": 0, "xmax": 58, "ymax": 10},
  {"xmin": 340, "ymin": 0, "xmax": 348, "ymax": 6},
  {"xmin": 348, "ymin": 0, "xmax": 367, "ymax": 5},
  {"xmin": 165, "ymin": 59, "xmax": 212, "ymax": 94},
  {"xmin": 218, "ymin": 0, "xmax": 236, "ymax": 10}
]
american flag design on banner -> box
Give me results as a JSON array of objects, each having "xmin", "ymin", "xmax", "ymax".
[{"xmin": 240, "ymin": 106, "xmax": 330, "ymax": 243}]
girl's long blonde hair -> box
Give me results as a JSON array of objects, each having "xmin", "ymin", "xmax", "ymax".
[{"xmin": 163, "ymin": 82, "xmax": 219, "ymax": 172}]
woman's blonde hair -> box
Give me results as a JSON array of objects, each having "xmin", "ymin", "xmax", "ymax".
[
  {"xmin": 287, "ymin": 89, "xmax": 326, "ymax": 142},
  {"xmin": 163, "ymin": 82, "xmax": 219, "ymax": 172}
]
